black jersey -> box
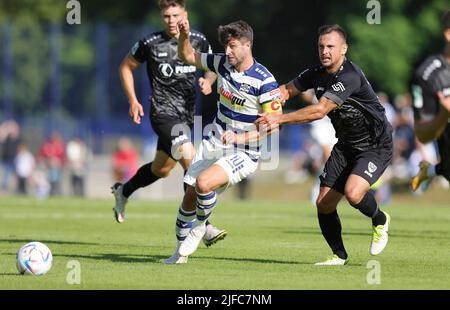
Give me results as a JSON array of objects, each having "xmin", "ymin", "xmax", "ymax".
[
  {"xmin": 411, "ymin": 54, "xmax": 450, "ymax": 150},
  {"xmin": 293, "ymin": 59, "xmax": 392, "ymax": 151},
  {"xmin": 131, "ymin": 30, "xmax": 212, "ymax": 123}
]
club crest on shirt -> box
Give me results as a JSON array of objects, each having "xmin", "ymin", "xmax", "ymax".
[{"xmin": 239, "ymin": 83, "xmax": 251, "ymax": 93}]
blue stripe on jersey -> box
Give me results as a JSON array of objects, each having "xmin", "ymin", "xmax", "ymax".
[
  {"xmin": 245, "ymin": 64, "xmax": 273, "ymax": 81},
  {"xmin": 259, "ymin": 81, "xmax": 280, "ymax": 95},
  {"xmin": 219, "ymin": 104, "xmax": 258, "ymax": 123}
]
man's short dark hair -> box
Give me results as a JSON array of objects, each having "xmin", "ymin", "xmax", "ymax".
[
  {"xmin": 442, "ymin": 10, "xmax": 450, "ymax": 31},
  {"xmin": 318, "ymin": 24, "xmax": 347, "ymax": 42},
  {"xmin": 159, "ymin": 0, "xmax": 185, "ymax": 10},
  {"xmin": 218, "ymin": 20, "xmax": 254, "ymax": 46}
]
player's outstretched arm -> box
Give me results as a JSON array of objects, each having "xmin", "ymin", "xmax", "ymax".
[
  {"xmin": 177, "ymin": 18, "xmax": 202, "ymax": 69},
  {"xmin": 256, "ymin": 96, "xmax": 336, "ymax": 129}
]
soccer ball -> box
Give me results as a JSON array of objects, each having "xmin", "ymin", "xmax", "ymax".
[{"xmin": 16, "ymin": 242, "xmax": 53, "ymax": 275}]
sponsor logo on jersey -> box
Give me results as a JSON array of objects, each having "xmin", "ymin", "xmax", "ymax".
[
  {"xmin": 364, "ymin": 162, "xmax": 378, "ymax": 178},
  {"xmin": 157, "ymin": 52, "xmax": 168, "ymax": 57},
  {"xmin": 159, "ymin": 63, "xmax": 174, "ymax": 78},
  {"xmin": 158, "ymin": 64, "xmax": 196, "ymax": 78},
  {"xmin": 331, "ymin": 82, "xmax": 346, "ymax": 92},
  {"xmin": 220, "ymin": 85, "xmax": 246, "ymax": 107},
  {"xmin": 175, "ymin": 65, "xmax": 196, "ymax": 74}
]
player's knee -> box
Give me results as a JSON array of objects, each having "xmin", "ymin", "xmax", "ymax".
[
  {"xmin": 196, "ymin": 174, "xmax": 212, "ymax": 193},
  {"xmin": 316, "ymin": 197, "xmax": 336, "ymax": 214},
  {"xmin": 345, "ymin": 188, "xmax": 365, "ymax": 206},
  {"xmin": 152, "ymin": 166, "xmax": 172, "ymax": 178}
]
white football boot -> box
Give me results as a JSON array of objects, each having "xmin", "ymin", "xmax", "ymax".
[
  {"xmin": 203, "ymin": 224, "xmax": 228, "ymax": 247},
  {"xmin": 178, "ymin": 221, "xmax": 206, "ymax": 257},
  {"xmin": 111, "ymin": 183, "xmax": 128, "ymax": 223},
  {"xmin": 370, "ymin": 211, "xmax": 391, "ymax": 255},
  {"xmin": 163, "ymin": 243, "xmax": 188, "ymax": 264}
]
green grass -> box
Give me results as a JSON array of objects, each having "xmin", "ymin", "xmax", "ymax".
[{"xmin": 0, "ymin": 196, "xmax": 449, "ymax": 289}]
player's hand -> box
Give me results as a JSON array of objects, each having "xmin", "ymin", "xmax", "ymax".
[
  {"xmin": 129, "ymin": 101, "xmax": 144, "ymax": 124},
  {"xmin": 199, "ymin": 77, "xmax": 212, "ymax": 95},
  {"xmin": 255, "ymin": 113, "xmax": 281, "ymax": 132},
  {"xmin": 221, "ymin": 131, "xmax": 237, "ymax": 145},
  {"xmin": 178, "ymin": 19, "xmax": 190, "ymax": 37},
  {"xmin": 437, "ymin": 91, "xmax": 450, "ymax": 115}
]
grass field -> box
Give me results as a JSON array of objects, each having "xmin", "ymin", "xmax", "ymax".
[{"xmin": 0, "ymin": 194, "xmax": 449, "ymax": 290}]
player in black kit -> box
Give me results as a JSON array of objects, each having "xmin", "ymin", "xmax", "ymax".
[
  {"xmin": 112, "ymin": 0, "xmax": 227, "ymax": 262},
  {"xmin": 411, "ymin": 10, "xmax": 450, "ymax": 192},
  {"xmin": 257, "ymin": 25, "xmax": 393, "ymax": 265}
]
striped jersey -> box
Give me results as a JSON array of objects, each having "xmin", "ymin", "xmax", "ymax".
[{"xmin": 200, "ymin": 53, "xmax": 282, "ymax": 158}]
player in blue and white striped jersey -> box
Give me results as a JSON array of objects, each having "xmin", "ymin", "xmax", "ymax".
[{"xmin": 164, "ymin": 19, "xmax": 282, "ymax": 263}]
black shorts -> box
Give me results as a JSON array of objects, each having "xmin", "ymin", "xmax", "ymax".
[
  {"xmin": 150, "ymin": 117, "xmax": 192, "ymax": 160},
  {"xmin": 320, "ymin": 139, "xmax": 393, "ymax": 195}
]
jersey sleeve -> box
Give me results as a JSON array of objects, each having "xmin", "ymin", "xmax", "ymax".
[
  {"xmin": 259, "ymin": 78, "xmax": 283, "ymax": 114},
  {"xmin": 200, "ymin": 53, "xmax": 224, "ymax": 73},
  {"xmin": 130, "ymin": 39, "xmax": 149, "ymax": 63},
  {"xmin": 322, "ymin": 71, "xmax": 361, "ymax": 105},
  {"xmin": 411, "ymin": 73, "xmax": 438, "ymax": 122},
  {"xmin": 292, "ymin": 68, "xmax": 314, "ymax": 91},
  {"xmin": 200, "ymin": 36, "xmax": 213, "ymax": 54}
]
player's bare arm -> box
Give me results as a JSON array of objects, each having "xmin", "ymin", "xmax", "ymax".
[
  {"xmin": 256, "ymin": 96, "xmax": 336, "ymax": 130},
  {"xmin": 177, "ymin": 18, "xmax": 202, "ymax": 68},
  {"xmin": 279, "ymin": 81, "xmax": 301, "ymax": 102},
  {"xmin": 414, "ymin": 91, "xmax": 450, "ymax": 143},
  {"xmin": 119, "ymin": 54, "xmax": 144, "ymax": 124}
]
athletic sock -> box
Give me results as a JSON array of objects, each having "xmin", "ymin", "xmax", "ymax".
[
  {"xmin": 196, "ymin": 191, "xmax": 217, "ymax": 222},
  {"xmin": 122, "ymin": 162, "xmax": 160, "ymax": 198},
  {"xmin": 175, "ymin": 207, "xmax": 196, "ymax": 242},
  {"xmin": 351, "ymin": 192, "xmax": 386, "ymax": 226},
  {"xmin": 317, "ymin": 210, "xmax": 348, "ymax": 259}
]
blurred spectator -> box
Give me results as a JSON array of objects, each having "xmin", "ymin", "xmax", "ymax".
[
  {"xmin": 112, "ymin": 137, "xmax": 139, "ymax": 183},
  {"xmin": 66, "ymin": 137, "xmax": 91, "ymax": 196},
  {"xmin": 14, "ymin": 143, "xmax": 35, "ymax": 195},
  {"xmin": 0, "ymin": 120, "xmax": 21, "ymax": 192},
  {"xmin": 30, "ymin": 169, "xmax": 50, "ymax": 200},
  {"xmin": 38, "ymin": 131, "xmax": 66, "ymax": 196}
]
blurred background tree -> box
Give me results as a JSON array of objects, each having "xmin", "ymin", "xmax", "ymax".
[{"xmin": 0, "ymin": 0, "xmax": 448, "ymax": 120}]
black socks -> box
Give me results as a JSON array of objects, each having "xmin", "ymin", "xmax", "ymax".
[
  {"xmin": 122, "ymin": 162, "xmax": 160, "ymax": 198},
  {"xmin": 350, "ymin": 192, "xmax": 386, "ymax": 226},
  {"xmin": 318, "ymin": 210, "xmax": 348, "ymax": 260}
]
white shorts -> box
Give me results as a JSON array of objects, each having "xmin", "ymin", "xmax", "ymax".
[
  {"xmin": 310, "ymin": 117, "xmax": 337, "ymax": 147},
  {"xmin": 184, "ymin": 139, "xmax": 258, "ymax": 192}
]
